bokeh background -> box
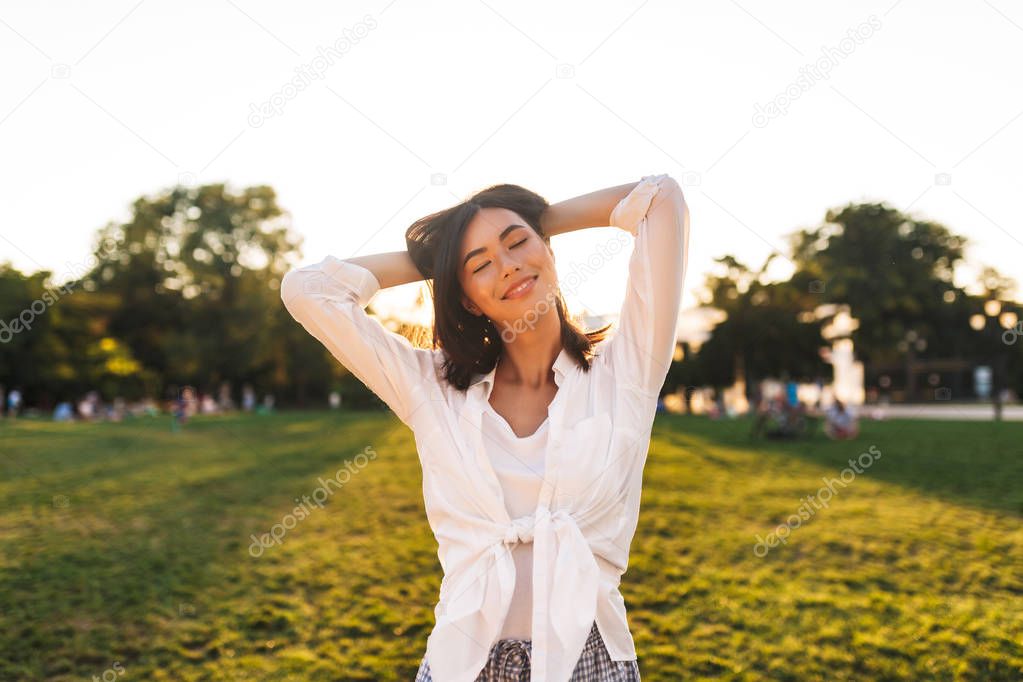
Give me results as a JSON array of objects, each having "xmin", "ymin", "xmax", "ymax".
[{"xmin": 1, "ymin": 1, "xmax": 1021, "ymax": 680}]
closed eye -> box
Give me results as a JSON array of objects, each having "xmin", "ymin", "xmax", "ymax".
[{"xmin": 472, "ymin": 238, "xmax": 528, "ymax": 274}]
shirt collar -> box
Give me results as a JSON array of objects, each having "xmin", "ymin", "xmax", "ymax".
[{"xmin": 469, "ymin": 346, "xmax": 574, "ymax": 399}]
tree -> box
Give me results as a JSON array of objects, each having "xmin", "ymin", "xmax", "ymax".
[
  {"xmin": 787, "ymin": 202, "xmax": 970, "ymax": 367},
  {"xmin": 686, "ymin": 254, "xmax": 831, "ymax": 398},
  {"xmin": 81, "ymin": 183, "xmax": 300, "ymax": 383}
]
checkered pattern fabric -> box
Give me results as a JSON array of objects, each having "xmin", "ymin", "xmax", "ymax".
[{"xmin": 414, "ymin": 621, "xmax": 641, "ymax": 681}]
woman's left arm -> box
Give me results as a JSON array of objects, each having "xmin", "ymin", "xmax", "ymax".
[
  {"xmin": 539, "ymin": 181, "xmax": 642, "ymax": 237},
  {"xmin": 604, "ymin": 174, "xmax": 691, "ymax": 398},
  {"xmin": 541, "ymin": 174, "xmax": 690, "ymax": 397}
]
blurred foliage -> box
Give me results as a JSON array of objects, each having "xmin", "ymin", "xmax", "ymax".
[
  {"xmin": 678, "ymin": 254, "xmax": 833, "ymax": 391},
  {"xmin": 680, "ymin": 201, "xmax": 1021, "ymax": 398},
  {"xmin": 0, "ymin": 183, "xmax": 389, "ymax": 408},
  {"xmin": 790, "ymin": 202, "xmax": 971, "ymax": 366},
  {"xmin": 1, "ymin": 190, "xmax": 1020, "ymax": 408}
]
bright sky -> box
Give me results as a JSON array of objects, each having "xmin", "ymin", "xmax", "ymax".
[{"xmin": 2, "ymin": 0, "xmax": 1021, "ymax": 331}]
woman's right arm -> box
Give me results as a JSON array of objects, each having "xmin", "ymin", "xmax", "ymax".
[
  {"xmin": 279, "ymin": 252, "xmax": 439, "ymax": 428},
  {"xmin": 342, "ymin": 249, "xmax": 425, "ymax": 290}
]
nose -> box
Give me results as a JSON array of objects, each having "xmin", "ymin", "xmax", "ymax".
[{"xmin": 501, "ymin": 259, "xmax": 522, "ymax": 282}]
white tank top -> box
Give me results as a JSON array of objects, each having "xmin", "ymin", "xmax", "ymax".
[{"xmin": 481, "ymin": 401, "xmax": 549, "ymax": 640}]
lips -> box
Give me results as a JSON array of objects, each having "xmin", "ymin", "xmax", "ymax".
[{"xmin": 502, "ymin": 275, "xmax": 537, "ymax": 300}]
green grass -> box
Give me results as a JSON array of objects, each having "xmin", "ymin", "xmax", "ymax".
[{"xmin": 1, "ymin": 411, "xmax": 1021, "ymax": 681}]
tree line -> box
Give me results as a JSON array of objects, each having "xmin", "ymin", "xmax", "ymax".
[
  {"xmin": 667, "ymin": 202, "xmax": 1021, "ymax": 403},
  {"xmin": 1, "ymin": 183, "xmax": 1019, "ymax": 411}
]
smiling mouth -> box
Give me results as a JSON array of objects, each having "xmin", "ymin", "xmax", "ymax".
[{"xmin": 502, "ymin": 275, "xmax": 538, "ymax": 300}]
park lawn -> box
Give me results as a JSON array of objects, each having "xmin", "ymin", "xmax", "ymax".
[{"xmin": 0, "ymin": 411, "xmax": 1021, "ymax": 681}]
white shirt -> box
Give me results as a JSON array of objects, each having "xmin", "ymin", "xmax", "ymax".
[
  {"xmin": 481, "ymin": 401, "xmax": 549, "ymax": 640},
  {"xmin": 280, "ymin": 174, "xmax": 690, "ymax": 682}
]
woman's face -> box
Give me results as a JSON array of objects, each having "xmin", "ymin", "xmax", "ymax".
[{"xmin": 458, "ymin": 207, "xmax": 558, "ymax": 329}]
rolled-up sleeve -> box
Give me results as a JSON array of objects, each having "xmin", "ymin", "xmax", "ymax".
[
  {"xmin": 279, "ymin": 256, "xmax": 438, "ymax": 428},
  {"xmin": 606, "ymin": 174, "xmax": 690, "ymax": 398}
]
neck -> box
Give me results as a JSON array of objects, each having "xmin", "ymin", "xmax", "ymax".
[{"xmin": 495, "ymin": 312, "xmax": 562, "ymax": 390}]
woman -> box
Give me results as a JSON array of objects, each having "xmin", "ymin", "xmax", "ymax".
[{"xmin": 280, "ymin": 174, "xmax": 690, "ymax": 681}]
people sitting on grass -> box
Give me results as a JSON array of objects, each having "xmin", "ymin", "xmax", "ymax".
[
  {"xmin": 824, "ymin": 398, "xmax": 859, "ymax": 440},
  {"xmin": 751, "ymin": 395, "xmax": 813, "ymax": 439}
]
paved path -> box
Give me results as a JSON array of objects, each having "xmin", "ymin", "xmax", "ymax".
[{"xmin": 858, "ymin": 403, "xmax": 1023, "ymax": 421}]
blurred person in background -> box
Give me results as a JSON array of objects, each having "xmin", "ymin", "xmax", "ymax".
[
  {"xmin": 7, "ymin": 387, "xmax": 22, "ymax": 419},
  {"xmin": 825, "ymin": 398, "xmax": 859, "ymax": 440}
]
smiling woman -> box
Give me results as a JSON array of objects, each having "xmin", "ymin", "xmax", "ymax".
[{"xmin": 279, "ymin": 174, "xmax": 689, "ymax": 681}]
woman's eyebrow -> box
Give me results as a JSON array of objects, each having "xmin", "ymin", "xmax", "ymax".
[{"xmin": 462, "ymin": 224, "xmax": 527, "ymax": 268}]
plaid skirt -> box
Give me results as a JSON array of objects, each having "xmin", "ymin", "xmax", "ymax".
[{"xmin": 414, "ymin": 620, "xmax": 641, "ymax": 681}]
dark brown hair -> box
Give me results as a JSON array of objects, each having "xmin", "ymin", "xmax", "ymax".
[{"xmin": 405, "ymin": 183, "xmax": 611, "ymax": 391}]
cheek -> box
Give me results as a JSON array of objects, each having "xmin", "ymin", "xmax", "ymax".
[
  {"xmin": 465, "ymin": 273, "xmax": 496, "ymax": 306},
  {"xmin": 538, "ymin": 255, "xmax": 558, "ymax": 281},
  {"xmin": 472, "ymin": 269, "xmax": 496, "ymax": 291},
  {"xmin": 523, "ymin": 244, "xmax": 550, "ymax": 271}
]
